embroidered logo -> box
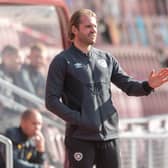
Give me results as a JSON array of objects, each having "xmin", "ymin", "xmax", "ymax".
[
  {"xmin": 74, "ymin": 63, "xmax": 83, "ymax": 69},
  {"xmin": 97, "ymin": 59, "xmax": 107, "ymax": 68},
  {"xmin": 74, "ymin": 152, "xmax": 83, "ymax": 161}
]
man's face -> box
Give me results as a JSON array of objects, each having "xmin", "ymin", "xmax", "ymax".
[
  {"xmin": 3, "ymin": 53, "xmax": 23, "ymax": 71},
  {"xmin": 21, "ymin": 113, "xmax": 43, "ymax": 138},
  {"xmin": 73, "ymin": 15, "xmax": 97, "ymax": 45},
  {"xmin": 28, "ymin": 49, "xmax": 46, "ymax": 69}
]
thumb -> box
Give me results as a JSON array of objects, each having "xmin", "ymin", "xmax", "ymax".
[{"xmin": 149, "ymin": 69, "xmax": 155, "ymax": 78}]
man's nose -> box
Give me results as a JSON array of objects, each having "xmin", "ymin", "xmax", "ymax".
[{"xmin": 91, "ymin": 27, "xmax": 97, "ymax": 33}]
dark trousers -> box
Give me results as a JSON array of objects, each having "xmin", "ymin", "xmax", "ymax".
[{"xmin": 64, "ymin": 136, "xmax": 121, "ymax": 168}]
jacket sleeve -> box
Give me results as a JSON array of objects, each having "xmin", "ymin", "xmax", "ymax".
[
  {"xmin": 31, "ymin": 151, "xmax": 46, "ymax": 164},
  {"xmin": 45, "ymin": 54, "xmax": 80, "ymax": 125},
  {"xmin": 110, "ymin": 55, "xmax": 153, "ymax": 96}
]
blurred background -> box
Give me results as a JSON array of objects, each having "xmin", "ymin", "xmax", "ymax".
[{"xmin": 0, "ymin": 0, "xmax": 168, "ymax": 168}]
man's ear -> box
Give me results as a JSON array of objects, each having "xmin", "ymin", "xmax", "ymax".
[{"xmin": 72, "ymin": 25, "xmax": 78, "ymax": 35}]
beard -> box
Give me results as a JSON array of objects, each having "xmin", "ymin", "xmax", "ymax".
[{"xmin": 80, "ymin": 34, "xmax": 97, "ymax": 45}]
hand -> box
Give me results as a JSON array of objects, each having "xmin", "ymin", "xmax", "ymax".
[
  {"xmin": 33, "ymin": 131, "xmax": 45, "ymax": 152},
  {"xmin": 148, "ymin": 68, "xmax": 168, "ymax": 88}
]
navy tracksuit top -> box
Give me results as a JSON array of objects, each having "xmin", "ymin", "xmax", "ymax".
[{"xmin": 45, "ymin": 44, "xmax": 153, "ymax": 141}]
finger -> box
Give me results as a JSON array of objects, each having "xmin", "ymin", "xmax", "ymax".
[
  {"xmin": 158, "ymin": 69, "xmax": 168, "ymax": 76},
  {"xmin": 158, "ymin": 72, "xmax": 168, "ymax": 79},
  {"xmin": 158, "ymin": 67, "xmax": 168, "ymax": 71},
  {"xmin": 163, "ymin": 75, "xmax": 168, "ymax": 80},
  {"xmin": 156, "ymin": 72, "xmax": 168, "ymax": 80},
  {"xmin": 149, "ymin": 69, "xmax": 155, "ymax": 77},
  {"xmin": 161, "ymin": 76, "xmax": 168, "ymax": 83},
  {"xmin": 35, "ymin": 135, "xmax": 41, "ymax": 141}
]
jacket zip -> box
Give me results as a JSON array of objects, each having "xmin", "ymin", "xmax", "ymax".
[
  {"xmin": 97, "ymin": 93, "xmax": 106, "ymax": 137},
  {"xmin": 88, "ymin": 55, "xmax": 106, "ymax": 137}
]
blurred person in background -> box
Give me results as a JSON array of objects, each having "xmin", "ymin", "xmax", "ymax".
[
  {"xmin": 23, "ymin": 43, "xmax": 47, "ymax": 99},
  {"xmin": 1, "ymin": 108, "xmax": 46, "ymax": 168},
  {"xmin": 45, "ymin": 9, "xmax": 168, "ymax": 168},
  {"xmin": 0, "ymin": 45, "xmax": 36, "ymax": 105}
]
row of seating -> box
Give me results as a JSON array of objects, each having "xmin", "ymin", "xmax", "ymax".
[{"xmin": 99, "ymin": 45, "xmax": 168, "ymax": 118}]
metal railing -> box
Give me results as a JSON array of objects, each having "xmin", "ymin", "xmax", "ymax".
[
  {"xmin": 0, "ymin": 134, "xmax": 13, "ymax": 168},
  {"xmin": 119, "ymin": 131, "xmax": 168, "ymax": 168},
  {"xmin": 0, "ymin": 77, "xmax": 65, "ymax": 132}
]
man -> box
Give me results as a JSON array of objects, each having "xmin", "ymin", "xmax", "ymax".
[
  {"xmin": 0, "ymin": 45, "xmax": 36, "ymax": 106},
  {"xmin": 24, "ymin": 43, "xmax": 47, "ymax": 98},
  {"xmin": 45, "ymin": 9, "xmax": 168, "ymax": 168},
  {"xmin": 4, "ymin": 108, "xmax": 46, "ymax": 168}
]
